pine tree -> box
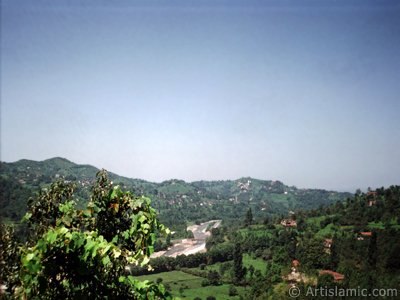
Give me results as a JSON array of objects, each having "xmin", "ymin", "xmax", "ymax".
[
  {"xmin": 233, "ymin": 243, "xmax": 246, "ymax": 283},
  {"xmin": 244, "ymin": 207, "xmax": 253, "ymax": 227}
]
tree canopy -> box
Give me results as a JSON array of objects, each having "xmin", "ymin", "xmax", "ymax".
[{"xmin": 0, "ymin": 170, "xmax": 171, "ymax": 299}]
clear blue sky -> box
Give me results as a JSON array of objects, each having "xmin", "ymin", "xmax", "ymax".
[{"xmin": 1, "ymin": 0, "xmax": 399, "ymax": 191}]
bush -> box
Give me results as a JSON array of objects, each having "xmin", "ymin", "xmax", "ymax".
[
  {"xmin": 201, "ymin": 279, "xmax": 210, "ymax": 287},
  {"xmin": 229, "ymin": 285, "xmax": 238, "ymax": 296}
]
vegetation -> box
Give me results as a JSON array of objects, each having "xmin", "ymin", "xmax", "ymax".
[
  {"xmin": 2, "ymin": 157, "xmax": 400, "ymax": 299},
  {"xmin": 131, "ymin": 186, "xmax": 400, "ymax": 299},
  {"xmin": 0, "ymin": 170, "xmax": 170, "ymax": 299},
  {"xmin": 0, "ymin": 158, "xmax": 351, "ymax": 235}
]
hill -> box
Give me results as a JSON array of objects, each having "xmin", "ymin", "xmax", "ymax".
[{"xmin": 0, "ymin": 158, "xmax": 352, "ymax": 230}]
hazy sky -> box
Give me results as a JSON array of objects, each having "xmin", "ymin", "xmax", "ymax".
[{"xmin": 1, "ymin": 0, "xmax": 399, "ymax": 191}]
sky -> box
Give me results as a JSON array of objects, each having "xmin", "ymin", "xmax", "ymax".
[{"xmin": 1, "ymin": 0, "xmax": 399, "ymax": 191}]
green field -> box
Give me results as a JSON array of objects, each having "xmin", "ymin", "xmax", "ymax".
[
  {"xmin": 137, "ymin": 270, "xmax": 244, "ymax": 299},
  {"xmin": 242, "ymin": 254, "xmax": 266, "ymax": 273},
  {"xmin": 238, "ymin": 225, "xmax": 273, "ymax": 238},
  {"xmin": 137, "ymin": 254, "xmax": 267, "ymax": 299},
  {"xmin": 315, "ymin": 223, "xmax": 338, "ymax": 238},
  {"xmin": 306, "ymin": 215, "xmax": 328, "ymax": 226}
]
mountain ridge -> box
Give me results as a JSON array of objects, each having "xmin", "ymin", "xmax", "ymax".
[
  {"xmin": 3, "ymin": 157, "xmax": 346, "ymax": 191},
  {"xmin": 0, "ymin": 157, "xmax": 353, "ymax": 231}
]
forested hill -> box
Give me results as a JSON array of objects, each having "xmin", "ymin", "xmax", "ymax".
[{"xmin": 0, "ymin": 157, "xmax": 352, "ymax": 226}]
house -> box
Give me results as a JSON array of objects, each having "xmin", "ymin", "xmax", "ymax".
[
  {"xmin": 281, "ymin": 219, "xmax": 297, "ymax": 227},
  {"xmin": 319, "ymin": 270, "xmax": 345, "ymax": 282},
  {"xmin": 323, "ymin": 239, "xmax": 333, "ymax": 253},
  {"xmin": 357, "ymin": 231, "xmax": 372, "ymax": 240},
  {"xmin": 292, "ymin": 260, "xmax": 300, "ymax": 268},
  {"xmin": 360, "ymin": 231, "xmax": 372, "ymax": 237},
  {"xmin": 324, "ymin": 239, "xmax": 333, "ymax": 249}
]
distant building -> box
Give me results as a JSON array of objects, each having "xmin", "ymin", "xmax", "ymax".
[
  {"xmin": 281, "ymin": 219, "xmax": 297, "ymax": 227},
  {"xmin": 292, "ymin": 260, "xmax": 300, "ymax": 268},
  {"xmin": 357, "ymin": 231, "xmax": 372, "ymax": 240},
  {"xmin": 360, "ymin": 231, "xmax": 372, "ymax": 237},
  {"xmin": 323, "ymin": 239, "xmax": 333, "ymax": 253},
  {"xmin": 324, "ymin": 239, "xmax": 333, "ymax": 248},
  {"xmin": 319, "ymin": 270, "xmax": 345, "ymax": 282}
]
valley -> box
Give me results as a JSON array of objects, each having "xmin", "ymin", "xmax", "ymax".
[{"xmin": 1, "ymin": 158, "xmax": 399, "ymax": 299}]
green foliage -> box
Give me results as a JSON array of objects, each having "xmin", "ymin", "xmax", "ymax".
[
  {"xmin": 228, "ymin": 285, "xmax": 238, "ymax": 296},
  {"xmin": 2, "ymin": 170, "xmax": 171, "ymax": 299},
  {"xmin": 232, "ymin": 243, "xmax": 246, "ymax": 284},
  {"xmin": 0, "ymin": 224, "xmax": 21, "ymax": 297},
  {"xmin": 206, "ymin": 270, "xmax": 221, "ymax": 286},
  {"xmin": 244, "ymin": 207, "xmax": 253, "ymax": 227},
  {"xmin": 1, "ymin": 158, "xmax": 351, "ymax": 228}
]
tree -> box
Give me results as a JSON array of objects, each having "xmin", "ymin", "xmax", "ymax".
[
  {"xmin": 0, "ymin": 223, "xmax": 21, "ymax": 296},
  {"xmin": 207, "ymin": 270, "xmax": 221, "ymax": 285},
  {"xmin": 166, "ymin": 233, "xmax": 172, "ymax": 246},
  {"xmin": 186, "ymin": 229, "xmax": 195, "ymax": 239},
  {"xmin": 248, "ymin": 265, "xmax": 255, "ymax": 280},
  {"xmin": 6, "ymin": 170, "xmax": 171, "ymax": 299},
  {"xmin": 367, "ymin": 231, "xmax": 377, "ymax": 268},
  {"xmin": 229, "ymin": 285, "xmax": 238, "ymax": 296},
  {"xmin": 244, "ymin": 207, "xmax": 253, "ymax": 227}
]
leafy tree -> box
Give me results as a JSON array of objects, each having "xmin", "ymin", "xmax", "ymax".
[
  {"xmin": 0, "ymin": 223, "xmax": 21, "ymax": 296},
  {"xmin": 5, "ymin": 170, "xmax": 171, "ymax": 299},
  {"xmin": 186, "ymin": 229, "xmax": 195, "ymax": 239},
  {"xmin": 207, "ymin": 270, "xmax": 221, "ymax": 286},
  {"xmin": 166, "ymin": 233, "xmax": 172, "ymax": 246}
]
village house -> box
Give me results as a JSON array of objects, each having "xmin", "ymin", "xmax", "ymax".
[
  {"xmin": 323, "ymin": 239, "xmax": 333, "ymax": 253},
  {"xmin": 292, "ymin": 259, "xmax": 300, "ymax": 270},
  {"xmin": 319, "ymin": 270, "xmax": 345, "ymax": 282},
  {"xmin": 357, "ymin": 231, "xmax": 372, "ymax": 241},
  {"xmin": 281, "ymin": 219, "xmax": 297, "ymax": 227}
]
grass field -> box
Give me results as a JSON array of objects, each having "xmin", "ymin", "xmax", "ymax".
[
  {"xmin": 238, "ymin": 226, "xmax": 273, "ymax": 238},
  {"xmin": 315, "ymin": 223, "xmax": 338, "ymax": 238},
  {"xmin": 242, "ymin": 254, "xmax": 266, "ymax": 273},
  {"xmin": 306, "ymin": 215, "xmax": 328, "ymax": 226},
  {"xmin": 137, "ymin": 270, "xmax": 244, "ymax": 299}
]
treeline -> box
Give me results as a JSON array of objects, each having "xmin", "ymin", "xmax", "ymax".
[
  {"xmin": 300, "ymin": 185, "xmax": 400, "ymax": 228},
  {"xmin": 129, "ymin": 243, "xmax": 235, "ymax": 276}
]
